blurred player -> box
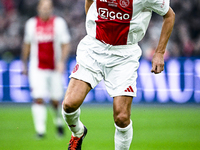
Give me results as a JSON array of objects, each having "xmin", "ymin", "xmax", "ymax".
[
  {"xmin": 62, "ymin": 0, "xmax": 175, "ymax": 149},
  {"xmin": 21, "ymin": 0, "xmax": 71, "ymax": 138}
]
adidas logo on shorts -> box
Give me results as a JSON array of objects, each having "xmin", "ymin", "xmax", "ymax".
[{"xmin": 124, "ymin": 86, "xmax": 134, "ymax": 92}]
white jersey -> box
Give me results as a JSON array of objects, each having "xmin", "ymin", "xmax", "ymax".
[
  {"xmin": 24, "ymin": 16, "xmax": 71, "ymax": 70},
  {"xmin": 86, "ymin": 0, "xmax": 169, "ymax": 45}
]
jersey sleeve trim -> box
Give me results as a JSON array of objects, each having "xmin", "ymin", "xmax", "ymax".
[
  {"xmin": 143, "ymin": 0, "xmax": 170, "ymax": 16},
  {"xmin": 55, "ymin": 17, "xmax": 71, "ymax": 44}
]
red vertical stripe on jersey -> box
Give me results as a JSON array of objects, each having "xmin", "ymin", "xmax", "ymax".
[
  {"xmin": 36, "ymin": 17, "xmax": 55, "ymax": 70},
  {"xmin": 38, "ymin": 42, "xmax": 54, "ymax": 69},
  {"xmin": 96, "ymin": 0, "xmax": 133, "ymax": 45}
]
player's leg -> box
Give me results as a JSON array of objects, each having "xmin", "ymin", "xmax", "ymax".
[
  {"xmin": 113, "ymin": 96, "xmax": 133, "ymax": 150},
  {"xmin": 50, "ymin": 100, "xmax": 65, "ymax": 136},
  {"xmin": 49, "ymin": 72, "xmax": 65, "ymax": 137},
  {"xmin": 103, "ymin": 45, "xmax": 141, "ymax": 149},
  {"xmin": 62, "ymin": 78, "xmax": 91, "ymax": 148},
  {"xmin": 62, "ymin": 78, "xmax": 91, "ymax": 149},
  {"xmin": 104, "ymin": 60, "xmax": 136, "ymax": 149},
  {"xmin": 29, "ymin": 70, "xmax": 48, "ymax": 138},
  {"xmin": 31, "ymin": 98, "xmax": 47, "ymax": 138},
  {"xmin": 62, "ymin": 36, "xmax": 103, "ymax": 149},
  {"xmin": 62, "ymin": 78, "xmax": 91, "ymax": 136}
]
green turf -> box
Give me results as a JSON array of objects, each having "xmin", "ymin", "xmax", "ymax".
[{"xmin": 0, "ymin": 103, "xmax": 200, "ymax": 150}]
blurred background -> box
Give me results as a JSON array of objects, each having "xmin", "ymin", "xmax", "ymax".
[
  {"xmin": 0, "ymin": 1, "xmax": 200, "ymax": 150},
  {"xmin": 0, "ymin": 0, "xmax": 200, "ymax": 59},
  {"xmin": 0, "ymin": 0, "xmax": 199, "ymax": 103}
]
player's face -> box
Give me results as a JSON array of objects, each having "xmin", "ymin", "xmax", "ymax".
[{"xmin": 38, "ymin": 0, "xmax": 53, "ymax": 21}]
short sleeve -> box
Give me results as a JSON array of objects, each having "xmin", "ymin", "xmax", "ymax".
[
  {"xmin": 56, "ymin": 17, "xmax": 71, "ymax": 44},
  {"xmin": 143, "ymin": 0, "xmax": 170, "ymax": 16},
  {"xmin": 23, "ymin": 19, "xmax": 33, "ymax": 44}
]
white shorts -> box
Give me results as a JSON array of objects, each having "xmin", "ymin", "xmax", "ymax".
[
  {"xmin": 70, "ymin": 35, "xmax": 142, "ymax": 97},
  {"xmin": 29, "ymin": 68, "xmax": 64, "ymax": 101}
]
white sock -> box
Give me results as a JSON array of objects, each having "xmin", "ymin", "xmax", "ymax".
[
  {"xmin": 52, "ymin": 105, "xmax": 64, "ymax": 127},
  {"xmin": 62, "ymin": 107, "xmax": 84, "ymax": 138},
  {"xmin": 31, "ymin": 103, "xmax": 47, "ymax": 135},
  {"xmin": 114, "ymin": 120, "xmax": 133, "ymax": 150}
]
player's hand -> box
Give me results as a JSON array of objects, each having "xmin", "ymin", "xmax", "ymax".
[
  {"xmin": 151, "ymin": 52, "xmax": 164, "ymax": 74},
  {"xmin": 21, "ymin": 65, "xmax": 28, "ymax": 75},
  {"xmin": 21, "ymin": 69, "xmax": 28, "ymax": 75},
  {"xmin": 56, "ymin": 61, "xmax": 65, "ymax": 73}
]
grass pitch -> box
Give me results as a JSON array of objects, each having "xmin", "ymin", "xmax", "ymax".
[{"xmin": 0, "ymin": 103, "xmax": 200, "ymax": 150}]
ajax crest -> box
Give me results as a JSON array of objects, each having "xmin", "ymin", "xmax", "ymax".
[
  {"xmin": 119, "ymin": 0, "xmax": 130, "ymax": 8},
  {"xmin": 72, "ymin": 64, "xmax": 79, "ymax": 73}
]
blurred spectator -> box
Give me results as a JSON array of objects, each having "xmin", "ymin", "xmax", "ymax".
[
  {"xmin": 0, "ymin": 0, "xmax": 199, "ymax": 59},
  {"xmin": 140, "ymin": 0, "xmax": 200, "ymax": 59}
]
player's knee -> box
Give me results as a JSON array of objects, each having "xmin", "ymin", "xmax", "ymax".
[
  {"xmin": 62, "ymin": 99, "xmax": 79, "ymax": 113},
  {"xmin": 34, "ymin": 98, "xmax": 44, "ymax": 104},
  {"xmin": 114, "ymin": 112, "xmax": 130, "ymax": 128},
  {"xmin": 51, "ymin": 100, "xmax": 59, "ymax": 109}
]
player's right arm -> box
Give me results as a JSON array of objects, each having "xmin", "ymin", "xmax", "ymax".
[
  {"xmin": 21, "ymin": 43, "xmax": 30, "ymax": 75},
  {"xmin": 21, "ymin": 19, "xmax": 33, "ymax": 75},
  {"xmin": 151, "ymin": 7, "xmax": 175, "ymax": 74},
  {"xmin": 85, "ymin": 0, "xmax": 93, "ymax": 15}
]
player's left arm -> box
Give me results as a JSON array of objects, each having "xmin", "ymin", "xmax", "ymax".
[
  {"xmin": 57, "ymin": 43, "xmax": 71, "ymax": 73},
  {"xmin": 56, "ymin": 17, "xmax": 71, "ymax": 73},
  {"xmin": 151, "ymin": 7, "xmax": 175, "ymax": 74}
]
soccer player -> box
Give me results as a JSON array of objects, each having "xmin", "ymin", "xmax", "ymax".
[
  {"xmin": 62, "ymin": 0, "xmax": 175, "ymax": 149},
  {"xmin": 21, "ymin": 0, "xmax": 71, "ymax": 138}
]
